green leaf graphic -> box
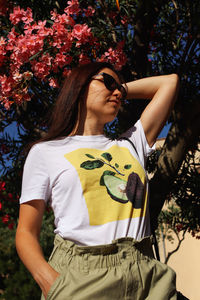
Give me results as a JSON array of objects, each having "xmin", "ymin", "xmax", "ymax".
[
  {"xmin": 85, "ymin": 154, "xmax": 95, "ymax": 159},
  {"xmin": 124, "ymin": 164, "xmax": 132, "ymax": 169},
  {"xmin": 101, "ymin": 152, "xmax": 112, "ymax": 162},
  {"xmin": 115, "ymin": 163, "xmax": 119, "ymax": 168},
  {"xmin": 100, "ymin": 170, "xmax": 116, "ymax": 186},
  {"xmin": 80, "ymin": 160, "xmax": 104, "ymax": 170}
]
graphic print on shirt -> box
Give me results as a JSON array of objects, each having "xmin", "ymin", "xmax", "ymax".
[{"xmin": 64, "ymin": 145, "xmax": 147, "ymax": 226}]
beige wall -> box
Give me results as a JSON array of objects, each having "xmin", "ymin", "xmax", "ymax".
[
  {"xmin": 158, "ymin": 234, "xmax": 200, "ymax": 300},
  {"xmin": 154, "ymin": 139, "xmax": 200, "ymax": 300}
]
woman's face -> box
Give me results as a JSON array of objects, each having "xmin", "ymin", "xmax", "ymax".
[{"xmin": 84, "ymin": 68, "xmax": 123, "ymax": 125}]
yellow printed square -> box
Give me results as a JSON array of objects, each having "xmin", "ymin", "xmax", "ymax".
[{"xmin": 64, "ymin": 145, "xmax": 147, "ymax": 225}]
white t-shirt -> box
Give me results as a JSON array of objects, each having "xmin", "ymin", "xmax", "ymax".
[{"xmin": 20, "ymin": 120, "xmax": 155, "ymax": 246}]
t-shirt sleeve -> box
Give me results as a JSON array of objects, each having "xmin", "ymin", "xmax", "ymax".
[
  {"xmin": 120, "ymin": 119, "xmax": 155, "ymax": 167},
  {"xmin": 19, "ymin": 144, "xmax": 50, "ymax": 204}
]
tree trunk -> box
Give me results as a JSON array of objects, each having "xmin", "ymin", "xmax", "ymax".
[{"xmin": 150, "ymin": 100, "xmax": 200, "ymax": 230}]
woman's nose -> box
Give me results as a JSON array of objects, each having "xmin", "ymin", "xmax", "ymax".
[{"xmin": 112, "ymin": 88, "xmax": 122, "ymax": 99}]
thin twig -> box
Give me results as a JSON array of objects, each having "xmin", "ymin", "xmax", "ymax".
[{"xmin": 165, "ymin": 230, "xmax": 186, "ymax": 264}]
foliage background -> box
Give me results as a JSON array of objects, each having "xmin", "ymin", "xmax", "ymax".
[{"xmin": 0, "ymin": 0, "xmax": 199, "ymax": 298}]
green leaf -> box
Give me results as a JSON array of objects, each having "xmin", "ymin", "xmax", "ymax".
[
  {"xmin": 115, "ymin": 163, "xmax": 119, "ymax": 168},
  {"xmin": 80, "ymin": 160, "xmax": 104, "ymax": 170},
  {"xmin": 46, "ymin": 20, "xmax": 54, "ymax": 25},
  {"xmin": 101, "ymin": 152, "xmax": 112, "ymax": 162},
  {"xmin": 85, "ymin": 154, "xmax": 95, "ymax": 159},
  {"xmin": 124, "ymin": 164, "xmax": 132, "ymax": 169},
  {"xmin": 29, "ymin": 50, "xmax": 42, "ymax": 61},
  {"xmin": 100, "ymin": 170, "xmax": 116, "ymax": 186}
]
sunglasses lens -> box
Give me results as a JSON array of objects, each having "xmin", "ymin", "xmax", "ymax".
[
  {"xmin": 103, "ymin": 73, "xmax": 117, "ymax": 91},
  {"xmin": 104, "ymin": 74, "xmax": 127, "ymax": 100},
  {"xmin": 93, "ymin": 73, "xmax": 127, "ymax": 100}
]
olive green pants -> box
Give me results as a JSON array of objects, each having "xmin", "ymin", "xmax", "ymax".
[{"xmin": 41, "ymin": 235, "xmax": 177, "ymax": 300}]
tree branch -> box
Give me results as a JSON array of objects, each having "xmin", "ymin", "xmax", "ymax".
[
  {"xmin": 165, "ymin": 230, "xmax": 186, "ymax": 264},
  {"xmin": 97, "ymin": 0, "xmax": 117, "ymax": 43},
  {"xmin": 150, "ymin": 100, "xmax": 200, "ymax": 230}
]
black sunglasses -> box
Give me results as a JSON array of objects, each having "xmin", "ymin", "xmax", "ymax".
[{"xmin": 92, "ymin": 72, "xmax": 127, "ymax": 100}]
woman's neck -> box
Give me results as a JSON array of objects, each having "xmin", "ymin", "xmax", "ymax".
[{"xmin": 70, "ymin": 119, "xmax": 104, "ymax": 136}]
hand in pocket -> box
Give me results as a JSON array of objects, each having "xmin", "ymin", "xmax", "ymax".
[{"xmin": 42, "ymin": 269, "xmax": 60, "ymax": 299}]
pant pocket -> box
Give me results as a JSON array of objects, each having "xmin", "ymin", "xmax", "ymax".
[{"xmin": 46, "ymin": 272, "xmax": 65, "ymax": 300}]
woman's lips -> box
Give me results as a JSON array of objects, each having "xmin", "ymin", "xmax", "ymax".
[{"xmin": 108, "ymin": 99, "xmax": 120, "ymax": 104}]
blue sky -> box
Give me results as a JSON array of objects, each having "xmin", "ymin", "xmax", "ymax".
[
  {"xmin": 4, "ymin": 120, "xmax": 170, "ymax": 139},
  {"xmin": 1, "ymin": 121, "xmax": 170, "ymax": 173},
  {"xmin": 158, "ymin": 122, "xmax": 171, "ymax": 138}
]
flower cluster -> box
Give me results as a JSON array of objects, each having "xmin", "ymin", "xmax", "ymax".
[
  {"xmin": 98, "ymin": 41, "xmax": 127, "ymax": 70},
  {"xmin": 9, "ymin": 6, "xmax": 33, "ymax": 25},
  {"xmin": 0, "ymin": 0, "xmax": 127, "ymax": 109}
]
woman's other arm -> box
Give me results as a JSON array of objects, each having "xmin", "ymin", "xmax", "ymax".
[
  {"xmin": 16, "ymin": 200, "xmax": 59, "ymax": 299},
  {"xmin": 125, "ymin": 74, "xmax": 180, "ymax": 147}
]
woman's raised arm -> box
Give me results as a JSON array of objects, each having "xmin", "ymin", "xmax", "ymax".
[
  {"xmin": 125, "ymin": 74, "xmax": 180, "ymax": 147},
  {"xmin": 16, "ymin": 200, "xmax": 59, "ymax": 299}
]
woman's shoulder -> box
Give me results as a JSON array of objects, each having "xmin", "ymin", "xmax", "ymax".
[{"xmin": 32, "ymin": 136, "xmax": 71, "ymax": 149}]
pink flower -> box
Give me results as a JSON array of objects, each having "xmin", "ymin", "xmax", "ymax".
[
  {"xmin": 64, "ymin": 0, "xmax": 80, "ymax": 16},
  {"xmin": 56, "ymin": 13, "xmax": 75, "ymax": 27},
  {"xmin": 11, "ymin": 33, "xmax": 44, "ymax": 67},
  {"xmin": 35, "ymin": 21, "xmax": 53, "ymax": 37},
  {"xmin": 31, "ymin": 57, "xmax": 48, "ymax": 79},
  {"xmin": 9, "ymin": 6, "xmax": 23, "ymax": 24},
  {"xmin": 72, "ymin": 24, "xmax": 93, "ymax": 46},
  {"xmin": 2, "ymin": 99, "xmax": 11, "ymax": 110},
  {"xmin": 49, "ymin": 78, "xmax": 59, "ymax": 88},
  {"xmin": 9, "ymin": 6, "xmax": 33, "ymax": 25},
  {"xmin": 13, "ymin": 87, "xmax": 31, "ymax": 105},
  {"xmin": 8, "ymin": 222, "xmax": 14, "ymax": 230},
  {"xmin": 99, "ymin": 42, "xmax": 127, "ymax": 70},
  {"xmin": 59, "ymin": 37, "xmax": 72, "ymax": 53},
  {"xmin": 0, "ymin": 36, "xmax": 6, "ymax": 47},
  {"xmin": 0, "ymin": 37, "xmax": 7, "ymax": 66},
  {"xmin": 50, "ymin": 9, "xmax": 58, "ymax": 21},
  {"xmin": 23, "ymin": 71, "xmax": 33, "ymax": 81},
  {"xmin": 0, "ymin": 75, "xmax": 12, "ymax": 93},
  {"xmin": 121, "ymin": 16, "xmax": 129, "ymax": 27},
  {"xmin": 23, "ymin": 93, "xmax": 31, "ymax": 102},
  {"xmin": 40, "ymin": 53, "xmax": 52, "ymax": 66},
  {"xmin": 63, "ymin": 68, "xmax": 71, "ymax": 77},
  {"xmin": 0, "ymin": 181, "xmax": 6, "ymax": 191},
  {"xmin": 6, "ymin": 27, "xmax": 18, "ymax": 51},
  {"xmin": 2, "ymin": 214, "xmax": 10, "ymax": 224},
  {"xmin": 79, "ymin": 53, "xmax": 91, "ymax": 65},
  {"xmin": 7, "ymin": 193, "xmax": 13, "ymax": 200},
  {"xmin": 31, "ymin": 60, "xmax": 51, "ymax": 79},
  {"xmin": 84, "ymin": 6, "xmax": 95, "ymax": 17},
  {"xmin": 52, "ymin": 22, "xmax": 68, "ymax": 37},
  {"xmin": 0, "ymin": 202, "xmax": 2, "ymax": 210},
  {"xmin": 21, "ymin": 7, "xmax": 33, "ymax": 24},
  {"xmin": 51, "ymin": 10, "xmax": 75, "ymax": 26},
  {"xmin": 13, "ymin": 72, "xmax": 23, "ymax": 82},
  {"xmin": 54, "ymin": 53, "xmax": 72, "ymax": 69}
]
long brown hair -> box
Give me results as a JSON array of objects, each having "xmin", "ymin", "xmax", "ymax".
[
  {"xmin": 24, "ymin": 62, "xmax": 122, "ymax": 154},
  {"xmin": 33, "ymin": 62, "xmax": 122, "ymax": 145}
]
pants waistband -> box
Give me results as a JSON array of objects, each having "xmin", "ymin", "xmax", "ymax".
[{"xmin": 53, "ymin": 235, "xmax": 154, "ymax": 258}]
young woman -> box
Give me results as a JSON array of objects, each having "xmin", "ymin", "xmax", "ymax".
[{"xmin": 16, "ymin": 62, "xmax": 179, "ymax": 300}]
